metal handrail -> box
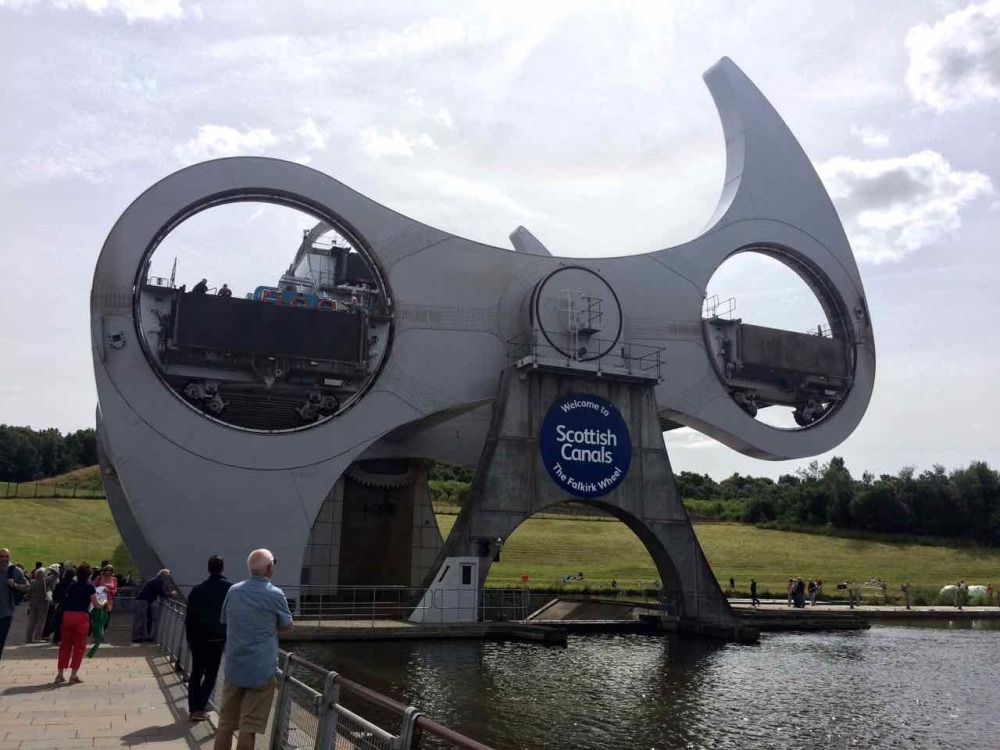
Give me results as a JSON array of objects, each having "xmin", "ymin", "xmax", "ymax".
[
  {"xmin": 166, "ymin": 583, "xmax": 536, "ymax": 625},
  {"xmin": 506, "ymin": 332, "xmax": 664, "ymax": 381},
  {"xmin": 155, "ymin": 599, "xmax": 492, "ymax": 749}
]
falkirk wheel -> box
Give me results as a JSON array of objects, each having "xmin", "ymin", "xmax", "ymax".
[{"xmin": 91, "ymin": 58, "xmax": 875, "ymax": 640}]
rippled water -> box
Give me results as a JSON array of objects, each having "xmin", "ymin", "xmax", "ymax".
[{"xmin": 297, "ymin": 622, "xmax": 1000, "ymax": 749}]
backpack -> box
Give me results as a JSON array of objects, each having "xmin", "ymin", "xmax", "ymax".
[{"xmin": 6, "ymin": 567, "xmax": 25, "ymax": 606}]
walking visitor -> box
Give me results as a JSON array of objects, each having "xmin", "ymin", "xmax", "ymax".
[
  {"xmin": 96, "ymin": 564, "xmax": 118, "ymax": 624},
  {"xmin": 186, "ymin": 555, "xmax": 232, "ymax": 722},
  {"xmin": 901, "ymin": 582, "xmax": 912, "ymax": 610},
  {"xmin": 49, "ymin": 566, "xmax": 75, "ymax": 645},
  {"xmin": 24, "ymin": 568, "xmax": 49, "ymax": 643},
  {"xmin": 55, "ymin": 563, "xmax": 108, "ymax": 684},
  {"xmin": 214, "ymin": 549, "xmax": 293, "ymax": 750},
  {"xmin": 750, "ymin": 578, "xmax": 760, "ymax": 607}
]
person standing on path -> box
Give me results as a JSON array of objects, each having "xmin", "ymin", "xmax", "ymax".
[
  {"xmin": 901, "ymin": 582, "xmax": 912, "ymax": 610},
  {"xmin": 186, "ymin": 555, "xmax": 232, "ymax": 722},
  {"xmin": 55, "ymin": 563, "xmax": 107, "ymax": 684},
  {"xmin": 214, "ymin": 549, "xmax": 293, "ymax": 750},
  {"xmin": 750, "ymin": 578, "xmax": 760, "ymax": 608},
  {"xmin": 132, "ymin": 569, "xmax": 175, "ymax": 642},
  {"xmin": 24, "ymin": 568, "xmax": 49, "ymax": 643},
  {"xmin": 49, "ymin": 566, "xmax": 75, "ymax": 645},
  {"xmin": 1, "ymin": 548, "xmax": 30, "ymax": 660},
  {"xmin": 96, "ymin": 564, "xmax": 118, "ymax": 624}
]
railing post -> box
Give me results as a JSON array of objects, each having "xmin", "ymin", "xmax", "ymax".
[
  {"xmin": 175, "ymin": 604, "xmax": 186, "ymax": 670},
  {"xmin": 160, "ymin": 601, "xmax": 173, "ymax": 651},
  {"xmin": 398, "ymin": 706, "xmax": 424, "ymax": 749},
  {"xmin": 313, "ymin": 670, "xmax": 341, "ymax": 748},
  {"xmin": 269, "ymin": 653, "xmax": 294, "ymax": 750}
]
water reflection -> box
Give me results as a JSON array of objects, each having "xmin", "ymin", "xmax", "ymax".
[{"xmin": 295, "ymin": 626, "xmax": 999, "ymax": 749}]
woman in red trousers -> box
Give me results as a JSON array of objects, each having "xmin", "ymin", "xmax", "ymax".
[{"xmin": 55, "ymin": 563, "xmax": 107, "ymax": 684}]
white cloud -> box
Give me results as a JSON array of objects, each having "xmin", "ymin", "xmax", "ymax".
[
  {"xmin": 905, "ymin": 0, "xmax": 1000, "ymax": 111},
  {"xmin": 371, "ymin": 17, "xmax": 466, "ymax": 58},
  {"xmin": 665, "ymin": 427, "xmax": 719, "ymax": 451},
  {"xmin": 54, "ymin": 0, "xmax": 185, "ymax": 22},
  {"xmin": 4, "ymin": 0, "xmax": 189, "ymax": 17},
  {"xmin": 173, "ymin": 122, "xmax": 331, "ymax": 165},
  {"xmin": 17, "ymin": 151, "xmax": 111, "ymax": 184},
  {"xmin": 435, "ymin": 107, "xmax": 454, "ymax": 130},
  {"xmin": 296, "ymin": 119, "xmax": 326, "ymax": 152},
  {"xmin": 849, "ymin": 125, "xmax": 890, "ymax": 149},
  {"xmin": 819, "ymin": 150, "xmax": 993, "ymax": 263},
  {"xmin": 0, "ymin": 0, "xmax": 40, "ymax": 10},
  {"xmin": 174, "ymin": 125, "xmax": 277, "ymax": 163},
  {"xmin": 360, "ymin": 127, "xmax": 437, "ymax": 159}
]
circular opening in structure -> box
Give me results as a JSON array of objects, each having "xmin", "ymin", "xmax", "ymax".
[
  {"xmin": 703, "ymin": 249, "xmax": 849, "ymax": 429},
  {"xmin": 136, "ymin": 201, "xmax": 391, "ymax": 432}
]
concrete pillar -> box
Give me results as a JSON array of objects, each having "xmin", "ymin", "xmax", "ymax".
[{"xmin": 424, "ymin": 367, "xmax": 744, "ymax": 639}]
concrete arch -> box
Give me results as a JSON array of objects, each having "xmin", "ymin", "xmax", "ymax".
[{"xmin": 423, "ymin": 367, "xmax": 740, "ymax": 633}]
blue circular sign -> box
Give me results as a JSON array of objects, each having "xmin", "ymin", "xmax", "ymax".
[{"xmin": 539, "ymin": 394, "xmax": 631, "ymax": 498}]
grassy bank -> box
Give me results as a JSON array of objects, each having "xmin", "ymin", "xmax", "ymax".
[
  {"xmin": 438, "ymin": 513, "xmax": 1000, "ymax": 600},
  {"xmin": 5, "ymin": 499, "xmax": 997, "ymax": 603},
  {"xmin": 0, "ymin": 498, "xmax": 135, "ymax": 573}
]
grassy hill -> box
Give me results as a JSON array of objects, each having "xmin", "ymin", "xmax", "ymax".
[
  {"xmin": 0, "ymin": 498, "xmax": 135, "ymax": 573},
  {"xmin": 2, "ymin": 465, "xmax": 105, "ymax": 497},
  {"xmin": 5, "ymin": 490, "xmax": 997, "ymax": 604}
]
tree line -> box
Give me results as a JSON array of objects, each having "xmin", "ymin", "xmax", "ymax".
[
  {"xmin": 0, "ymin": 425, "xmax": 98, "ymax": 482},
  {"xmin": 677, "ymin": 457, "xmax": 1000, "ymax": 546},
  {"xmin": 5, "ymin": 424, "xmax": 997, "ymax": 546}
]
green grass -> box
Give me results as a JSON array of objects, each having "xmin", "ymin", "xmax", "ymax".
[
  {"xmin": 6, "ymin": 498, "xmax": 997, "ymax": 603},
  {"xmin": 450, "ymin": 515, "xmax": 1000, "ymax": 599},
  {"xmin": 0, "ymin": 498, "xmax": 135, "ymax": 573}
]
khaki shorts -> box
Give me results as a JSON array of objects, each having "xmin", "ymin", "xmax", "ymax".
[{"xmin": 217, "ymin": 676, "xmax": 276, "ymax": 735}]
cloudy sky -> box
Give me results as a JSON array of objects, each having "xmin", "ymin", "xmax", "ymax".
[{"xmin": 1, "ymin": 0, "xmax": 998, "ymax": 480}]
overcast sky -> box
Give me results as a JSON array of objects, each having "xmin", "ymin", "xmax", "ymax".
[{"xmin": 1, "ymin": 0, "xmax": 998, "ymax": 480}]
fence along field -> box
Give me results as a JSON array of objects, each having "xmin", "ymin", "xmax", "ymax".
[{"xmin": 7, "ymin": 468, "xmax": 999, "ymax": 606}]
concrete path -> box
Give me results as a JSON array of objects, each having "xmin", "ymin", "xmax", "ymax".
[
  {"xmin": 728, "ymin": 597, "xmax": 1000, "ymax": 616},
  {"xmin": 0, "ymin": 606, "xmax": 216, "ymax": 749}
]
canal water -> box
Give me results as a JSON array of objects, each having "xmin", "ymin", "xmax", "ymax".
[{"xmin": 296, "ymin": 622, "xmax": 1000, "ymax": 749}]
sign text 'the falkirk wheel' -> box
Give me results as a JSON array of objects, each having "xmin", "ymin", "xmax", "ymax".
[{"xmin": 540, "ymin": 395, "xmax": 632, "ymax": 498}]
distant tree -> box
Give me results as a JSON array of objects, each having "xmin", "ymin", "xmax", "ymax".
[
  {"xmin": 0, "ymin": 424, "xmax": 99, "ymax": 482},
  {"xmin": 850, "ymin": 481, "xmax": 911, "ymax": 533},
  {"xmin": 65, "ymin": 428, "xmax": 97, "ymax": 467},
  {"xmin": 950, "ymin": 462, "xmax": 1000, "ymax": 544},
  {"xmin": 822, "ymin": 457, "xmax": 855, "ymax": 528}
]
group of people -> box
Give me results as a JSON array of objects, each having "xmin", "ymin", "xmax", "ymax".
[
  {"xmin": 191, "ymin": 278, "xmax": 233, "ymax": 297},
  {"xmin": 3, "ymin": 546, "xmax": 294, "ymax": 749},
  {"xmin": 785, "ymin": 577, "xmax": 823, "ymax": 608},
  {"xmin": 183, "ymin": 550, "xmax": 293, "ymax": 750}
]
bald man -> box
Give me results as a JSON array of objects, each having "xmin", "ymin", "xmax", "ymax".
[{"xmin": 214, "ymin": 549, "xmax": 293, "ymax": 750}]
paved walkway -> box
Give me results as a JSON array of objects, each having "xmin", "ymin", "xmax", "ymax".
[
  {"xmin": 0, "ymin": 606, "xmax": 216, "ymax": 749},
  {"xmin": 728, "ymin": 598, "xmax": 1000, "ymax": 616}
]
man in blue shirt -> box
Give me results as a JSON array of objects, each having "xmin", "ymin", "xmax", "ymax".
[{"xmin": 214, "ymin": 549, "xmax": 293, "ymax": 750}]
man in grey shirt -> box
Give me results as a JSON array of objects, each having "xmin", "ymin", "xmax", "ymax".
[
  {"xmin": 214, "ymin": 549, "xmax": 293, "ymax": 750},
  {"xmin": 1, "ymin": 548, "xmax": 30, "ymax": 660}
]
